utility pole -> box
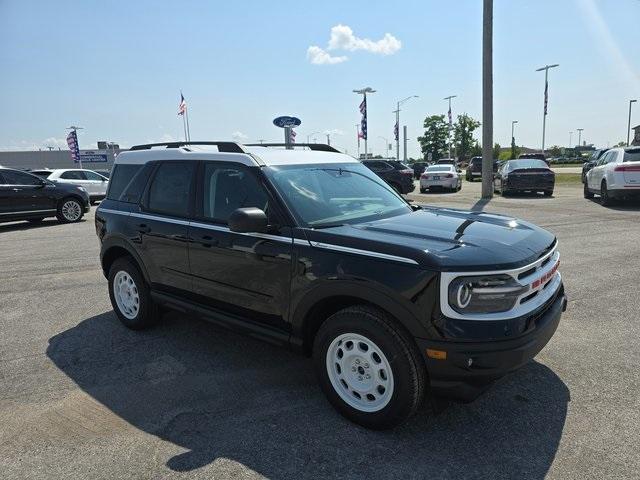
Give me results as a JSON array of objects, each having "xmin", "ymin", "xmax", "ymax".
[
  {"xmin": 481, "ymin": 0, "xmax": 493, "ymax": 199},
  {"xmin": 628, "ymin": 99, "xmax": 637, "ymax": 146},
  {"xmin": 353, "ymin": 87, "xmax": 376, "ymax": 159},
  {"xmin": 394, "ymin": 96, "xmax": 418, "ymax": 160},
  {"xmin": 403, "ymin": 126, "xmax": 408, "ymax": 161},
  {"xmin": 444, "ymin": 95, "xmax": 457, "ymax": 159},
  {"xmin": 577, "ymin": 128, "xmax": 584, "ymax": 147},
  {"xmin": 536, "ymin": 63, "xmax": 559, "ymax": 155}
]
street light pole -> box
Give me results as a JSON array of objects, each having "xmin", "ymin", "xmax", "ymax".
[
  {"xmin": 354, "ymin": 87, "xmax": 376, "ymax": 159},
  {"xmin": 511, "ymin": 120, "xmax": 518, "ymax": 143},
  {"xmin": 394, "ymin": 95, "xmax": 418, "ymax": 160},
  {"xmin": 326, "ymin": 133, "xmax": 331, "ymax": 146},
  {"xmin": 577, "ymin": 128, "xmax": 584, "ymax": 147},
  {"xmin": 481, "ymin": 0, "xmax": 493, "ymax": 199},
  {"xmin": 444, "ymin": 95, "xmax": 457, "ymax": 159},
  {"xmin": 628, "ymin": 99, "xmax": 637, "ymax": 146},
  {"xmin": 536, "ymin": 63, "xmax": 559, "ymax": 155},
  {"xmin": 306, "ymin": 131, "xmax": 320, "ymax": 144}
]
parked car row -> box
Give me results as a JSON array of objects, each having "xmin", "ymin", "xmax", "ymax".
[
  {"xmin": 0, "ymin": 167, "xmax": 91, "ymax": 224},
  {"xmin": 361, "ymin": 159, "xmax": 415, "ymax": 194}
]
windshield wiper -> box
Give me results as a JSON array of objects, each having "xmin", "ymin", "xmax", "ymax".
[{"xmin": 310, "ymin": 223, "xmax": 347, "ymax": 229}]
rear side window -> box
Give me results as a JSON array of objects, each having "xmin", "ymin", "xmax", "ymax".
[
  {"xmin": 147, "ymin": 162, "xmax": 195, "ymax": 217},
  {"xmin": 107, "ymin": 164, "xmax": 143, "ymax": 200},
  {"xmin": 623, "ymin": 149, "xmax": 640, "ymax": 163},
  {"xmin": 1, "ymin": 169, "xmax": 43, "ymax": 185},
  {"xmin": 60, "ymin": 171, "xmax": 86, "ymax": 180}
]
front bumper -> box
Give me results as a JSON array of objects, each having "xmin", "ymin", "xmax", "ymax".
[{"xmin": 416, "ymin": 285, "xmax": 566, "ymax": 401}]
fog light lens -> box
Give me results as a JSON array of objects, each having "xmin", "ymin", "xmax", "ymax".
[{"xmin": 426, "ymin": 349, "xmax": 447, "ymax": 360}]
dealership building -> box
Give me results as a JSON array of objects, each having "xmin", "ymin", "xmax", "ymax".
[{"xmin": 0, "ymin": 143, "xmax": 121, "ymax": 171}]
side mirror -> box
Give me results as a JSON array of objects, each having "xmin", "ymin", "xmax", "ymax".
[{"xmin": 228, "ymin": 207, "xmax": 268, "ymax": 233}]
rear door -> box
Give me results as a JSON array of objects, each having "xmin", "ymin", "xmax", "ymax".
[
  {"xmin": 188, "ymin": 161, "xmax": 292, "ymax": 331},
  {"xmin": 0, "ymin": 169, "xmax": 55, "ymax": 215},
  {"xmin": 136, "ymin": 161, "xmax": 196, "ymax": 295},
  {"xmin": 83, "ymin": 170, "xmax": 109, "ymax": 196}
]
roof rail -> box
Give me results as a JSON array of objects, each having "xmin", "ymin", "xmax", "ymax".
[
  {"xmin": 129, "ymin": 141, "xmax": 247, "ymax": 153},
  {"xmin": 244, "ymin": 143, "xmax": 340, "ymax": 153}
]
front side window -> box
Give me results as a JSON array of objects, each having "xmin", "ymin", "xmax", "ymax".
[
  {"xmin": 201, "ymin": 163, "xmax": 269, "ymax": 223},
  {"xmin": 264, "ymin": 162, "xmax": 411, "ymax": 228},
  {"xmin": 147, "ymin": 162, "xmax": 195, "ymax": 217},
  {"xmin": 1, "ymin": 169, "xmax": 43, "ymax": 185}
]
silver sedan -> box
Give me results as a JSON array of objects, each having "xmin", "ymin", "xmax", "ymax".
[{"xmin": 419, "ymin": 165, "xmax": 462, "ymax": 193}]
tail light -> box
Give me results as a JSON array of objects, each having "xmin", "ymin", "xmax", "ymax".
[
  {"xmin": 401, "ymin": 169, "xmax": 413, "ymax": 175},
  {"xmin": 614, "ymin": 165, "xmax": 640, "ymax": 172},
  {"xmin": 445, "ymin": 173, "xmax": 454, "ymax": 178}
]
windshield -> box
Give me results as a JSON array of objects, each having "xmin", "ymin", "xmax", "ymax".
[
  {"xmin": 426, "ymin": 166, "xmax": 452, "ymax": 172},
  {"xmin": 623, "ymin": 149, "xmax": 640, "ymax": 163},
  {"xmin": 508, "ymin": 159, "xmax": 549, "ymax": 169},
  {"xmin": 264, "ymin": 162, "xmax": 412, "ymax": 227}
]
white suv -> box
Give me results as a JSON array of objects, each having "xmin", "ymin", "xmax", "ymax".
[
  {"xmin": 45, "ymin": 169, "xmax": 109, "ymax": 204},
  {"xmin": 584, "ymin": 147, "xmax": 640, "ymax": 205}
]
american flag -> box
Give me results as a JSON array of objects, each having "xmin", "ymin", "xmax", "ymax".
[
  {"xmin": 544, "ymin": 80, "xmax": 548, "ymax": 116},
  {"xmin": 359, "ymin": 97, "xmax": 367, "ymax": 140},
  {"xmin": 66, "ymin": 130, "xmax": 80, "ymax": 163},
  {"xmin": 178, "ymin": 92, "xmax": 187, "ymax": 116},
  {"xmin": 394, "ymin": 121, "xmax": 399, "ymax": 141},
  {"xmin": 448, "ymin": 105, "xmax": 452, "ymax": 126},
  {"xmin": 289, "ymin": 128, "xmax": 296, "ymax": 143}
]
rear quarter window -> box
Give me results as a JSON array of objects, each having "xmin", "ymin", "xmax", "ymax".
[{"xmin": 106, "ymin": 164, "xmax": 144, "ymax": 201}]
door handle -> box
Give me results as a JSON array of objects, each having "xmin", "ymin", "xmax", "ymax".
[
  {"xmin": 12, "ymin": 188, "xmax": 21, "ymax": 192},
  {"xmin": 200, "ymin": 235, "xmax": 218, "ymax": 247},
  {"xmin": 137, "ymin": 223, "xmax": 151, "ymax": 233}
]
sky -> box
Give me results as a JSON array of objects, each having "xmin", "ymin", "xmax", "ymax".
[{"xmin": 0, "ymin": 0, "xmax": 639, "ymax": 158}]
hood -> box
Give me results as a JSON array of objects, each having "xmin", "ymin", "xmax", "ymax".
[{"xmin": 305, "ymin": 206, "xmax": 556, "ymax": 271}]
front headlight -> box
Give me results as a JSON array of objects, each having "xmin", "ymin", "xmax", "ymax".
[{"xmin": 448, "ymin": 274, "xmax": 527, "ymax": 314}]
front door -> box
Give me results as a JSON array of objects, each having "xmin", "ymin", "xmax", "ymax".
[
  {"xmin": 136, "ymin": 161, "xmax": 196, "ymax": 296},
  {"xmin": 0, "ymin": 169, "xmax": 55, "ymax": 215},
  {"xmin": 188, "ymin": 161, "xmax": 292, "ymax": 331}
]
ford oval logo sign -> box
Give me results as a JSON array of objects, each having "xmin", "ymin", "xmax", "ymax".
[{"xmin": 273, "ymin": 116, "xmax": 302, "ymax": 128}]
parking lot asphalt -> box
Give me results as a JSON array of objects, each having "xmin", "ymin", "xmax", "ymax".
[{"xmin": 1, "ymin": 181, "xmax": 639, "ymax": 480}]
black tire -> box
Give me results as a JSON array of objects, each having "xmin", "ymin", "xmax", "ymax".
[
  {"xmin": 584, "ymin": 182, "xmax": 594, "ymax": 199},
  {"xmin": 600, "ymin": 181, "xmax": 614, "ymax": 206},
  {"xmin": 313, "ymin": 305, "xmax": 427, "ymax": 430},
  {"xmin": 501, "ymin": 182, "xmax": 510, "ymax": 196},
  {"xmin": 419, "ymin": 188, "xmax": 426, "ymax": 194},
  {"xmin": 56, "ymin": 197, "xmax": 84, "ymax": 223},
  {"xmin": 543, "ymin": 190, "xmax": 553, "ymax": 197},
  {"xmin": 108, "ymin": 257, "xmax": 159, "ymax": 330},
  {"xmin": 27, "ymin": 218, "xmax": 45, "ymax": 224}
]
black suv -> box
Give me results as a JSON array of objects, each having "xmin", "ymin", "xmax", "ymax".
[
  {"xmin": 465, "ymin": 156, "xmax": 499, "ymax": 181},
  {"xmin": 362, "ymin": 159, "xmax": 415, "ymax": 194},
  {"xmin": 0, "ymin": 167, "xmax": 90, "ymax": 224},
  {"xmin": 96, "ymin": 141, "xmax": 566, "ymax": 429}
]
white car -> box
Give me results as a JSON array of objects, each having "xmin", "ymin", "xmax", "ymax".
[
  {"xmin": 419, "ymin": 165, "xmax": 462, "ymax": 193},
  {"xmin": 584, "ymin": 147, "xmax": 640, "ymax": 205},
  {"xmin": 38, "ymin": 169, "xmax": 109, "ymax": 204}
]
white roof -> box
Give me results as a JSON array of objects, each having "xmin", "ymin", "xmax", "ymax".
[{"xmin": 114, "ymin": 145, "xmax": 358, "ymax": 167}]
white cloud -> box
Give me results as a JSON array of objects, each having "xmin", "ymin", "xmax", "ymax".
[
  {"xmin": 43, "ymin": 137, "xmax": 68, "ymax": 148},
  {"xmin": 324, "ymin": 129, "xmax": 344, "ymax": 136},
  {"xmin": 232, "ymin": 131, "xmax": 249, "ymax": 142},
  {"xmin": 327, "ymin": 24, "xmax": 401, "ymax": 55},
  {"xmin": 306, "ymin": 46, "xmax": 348, "ymax": 65}
]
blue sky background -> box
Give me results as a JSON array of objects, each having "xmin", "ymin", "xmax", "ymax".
[{"xmin": 1, "ymin": 0, "xmax": 638, "ymax": 158}]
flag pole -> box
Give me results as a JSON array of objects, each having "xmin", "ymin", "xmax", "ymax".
[
  {"xmin": 182, "ymin": 114, "xmax": 188, "ymax": 142},
  {"xmin": 185, "ymin": 107, "xmax": 191, "ymax": 141}
]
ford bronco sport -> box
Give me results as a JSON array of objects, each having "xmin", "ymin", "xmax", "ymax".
[{"xmin": 95, "ymin": 141, "xmax": 566, "ymax": 429}]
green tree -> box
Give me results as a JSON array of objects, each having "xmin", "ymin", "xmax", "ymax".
[
  {"xmin": 493, "ymin": 143, "xmax": 501, "ymax": 159},
  {"xmin": 549, "ymin": 145, "xmax": 562, "ymax": 157},
  {"xmin": 614, "ymin": 141, "xmax": 627, "ymax": 147},
  {"xmin": 417, "ymin": 115, "xmax": 449, "ymax": 161},
  {"xmin": 453, "ymin": 114, "xmax": 481, "ymax": 162}
]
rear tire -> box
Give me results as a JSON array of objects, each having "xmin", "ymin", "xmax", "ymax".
[
  {"xmin": 419, "ymin": 188, "xmax": 426, "ymax": 194},
  {"xmin": 108, "ymin": 257, "xmax": 159, "ymax": 330},
  {"xmin": 313, "ymin": 305, "xmax": 427, "ymax": 430},
  {"xmin": 543, "ymin": 190, "xmax": 553, "ymax": 197},
  {"xmin": 56, "ymin": 197, "xmax": 84, "ymax": 223}
]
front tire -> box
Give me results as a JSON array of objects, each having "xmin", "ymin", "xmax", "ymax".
[
  {"xmin": 543, "ymin": 190, "xmax": 553, "ymax": 197},
  {"xmin": 600, "ymin": 181, "xmax": 613, "ymax": 206},
  {"xmin": 108, "ymin": 257, "xmax": 159, "ymax": 330},
  {"xmin": 56, "ymin": 197, "xmax": 84, "ymax": 223},
  {"xmin": 584, "ymin": 182, "xmax": 594, "ymax": 199},
  {"xmin": 313, "ymin": 305, "xmax": 426, "ymax": 430}
]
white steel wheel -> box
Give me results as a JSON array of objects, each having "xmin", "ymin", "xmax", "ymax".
[
  {"xmin": 326, "ymin": 333, "xmax": 394, "ymax": 413},
  {"xmin": 61, "ymin": 200, "xmax": 82, "ymax": 221},
  {"xmin": 113, "ymin": 270, "xmax": 140, "ymax": 320}
]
